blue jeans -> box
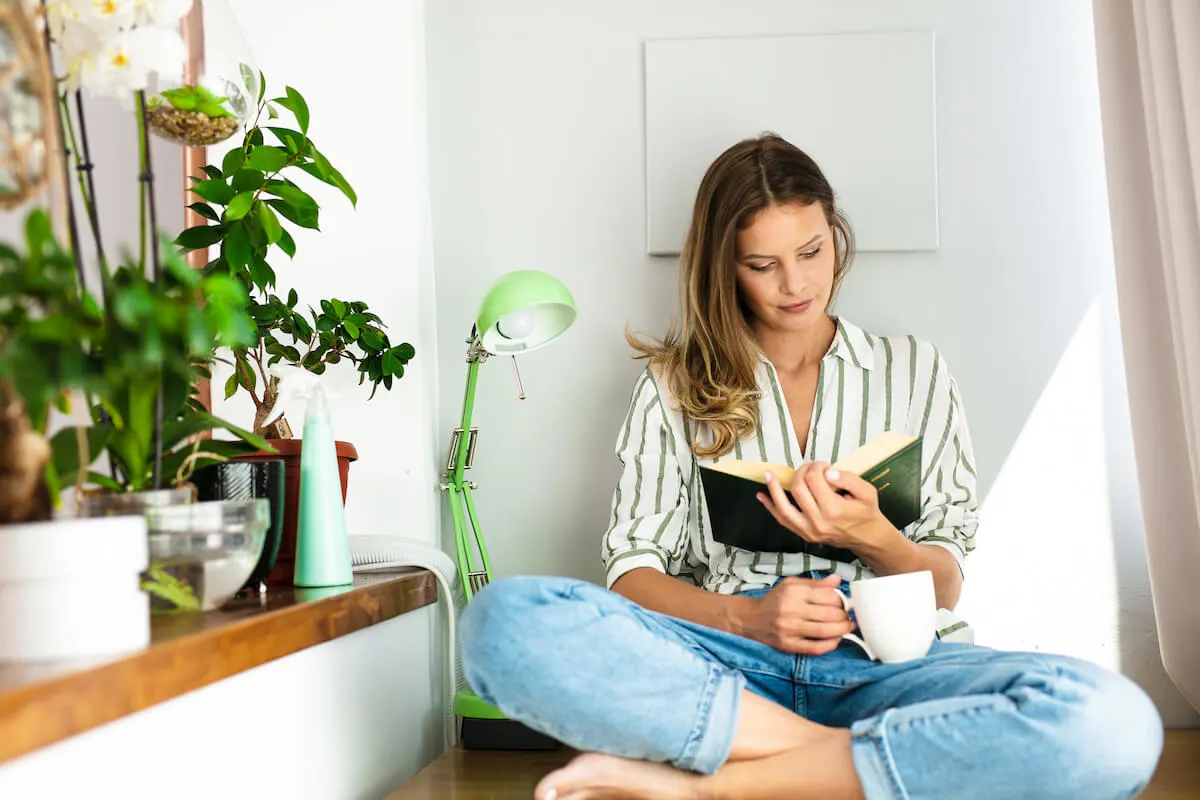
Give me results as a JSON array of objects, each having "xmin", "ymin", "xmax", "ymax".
[{"xmin": 460, "ymin": 576, "xmax": 1164, "ymax": 800}]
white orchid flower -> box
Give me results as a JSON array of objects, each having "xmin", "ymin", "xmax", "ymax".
[
  {"xmin": 45, "ymin": 0, "xmax": 138, "ymax": 39},
  {"xmin": 78, "ymin": 25, "xmax": 186, "ymax": 100}
]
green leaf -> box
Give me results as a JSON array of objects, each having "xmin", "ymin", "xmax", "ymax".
[
  {"xmin": 244, "ymin": 147, "xmax": 290, "ymax": 173},
  {"xmin": 396, "ymin": 342, "xmax": 416, "ymax": 360},
  {"xmin": 267, "ymin": 127, "xmax": 308, "ymax": 155},
  {"xmin": 48, "ymin": 424, "xmax": 112, "ymax": 487},
  {"xmin": 343, "ymin": 320, "xmax": 359, "ymax": 339},
  {"xmin": 240, "ymin": 63, "xmax": 256, "ymax": 98},
  {"xmin": 331, "ymin": 299, "xmax": 346, "ymax": 318},
  {"xmin": 232, "ymin": 168, "xmax": 266, "ymax": 193},
  {"xmin": 163, "ymin": 410, "xmax": 272, "ymax": 455},
  {"xmin": 191, "ymin": 178, "xmax": 236, "ymax": 206},
  {"xmin": 85, "ymin": 471, "xmax": 124, "ymax": 492},
  {"xmin": 185, "ymin": 304, "xmax": 210, "ymax": 353},
  {"xmin": 249, "ymin": 256, "xmax": 276, "ymax": 290},
  {"xmin": 277, "ymin": 227, "xmax": 296, "ymax": 258},
  {"xmin": 315, "ymin": 315, "xmax": 336, "ymax": 332},
  {"xmin": 161, "ymin": 87, "xmax": 199, "ymax": 111},
  {"xmin": 293, "ymin": 313, "xmax": 313, "ymax": 341},
  {"xmin": 273, "ymin": 87, "xmax": 310, "ymax": 133},
  {"xmin": 263, "ymin": 179, "xmax": 318, "ymax": 210},
  {"xmin": 221, "ymin": 147, "xmax": 245, "ymax": 176},
  {"xmin": 287, "ymin": 288, "xmax": 298, "ymax": 307},
  {"xmin": 299, "ymin": 157, "xmax": 357, "ymax": 207},
  {"xmin": 361, "ymin": 329, "xmax": 384, "ymax": 350},
  {"xmin": 267, "ymin": 199, "xmax": 319, "ymax": 230},
  {"xmin": 201, "ymin": 165, "xmax": 223, "ymax": 181},
  {"xmin": 257, "ymin": 202, "xmax": 283, "ymax": 244},
  {"xmin": 258, "ymin": 69, "xmax": 267, "ymax": 103},
  {"xmin": 224, "ymin": 372, "xmax": 238, "ymax": 400},
  {"xmin": 174, "ymin": 223, "xmax": 226, "ymax": 250},
  {"xmin": 225, "ymin": 191, "xmax": 256, "ymax": 221},
  {"xmin": 223, "ymin": 222, "xmax": 253, "ymax": 270},
  {"xmin": 187, "ymin": 202, "xmax": 220, "ymax": 222}
]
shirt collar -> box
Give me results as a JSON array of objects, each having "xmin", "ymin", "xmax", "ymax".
[{"xmin": 827, "ymin": 317, "xmax": 876, "ymax": 370}]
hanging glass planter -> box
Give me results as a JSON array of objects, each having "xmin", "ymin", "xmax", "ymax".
[{"xmin": 145, "ymin": 0, "xmax": 258, "ymax": 147}]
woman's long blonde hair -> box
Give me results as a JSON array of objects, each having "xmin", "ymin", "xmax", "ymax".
[{"xmin": 631, "ymin": 134, "xmax": 856, "ymax": 459}]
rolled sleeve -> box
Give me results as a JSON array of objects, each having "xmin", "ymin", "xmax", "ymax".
[
  {"xmin": 909, "ymin": 354, "xmax": 979, "ymax": 575},
  {"xmin": 602, "ymin": 369, "xmax": 689, "ymax": 589}
]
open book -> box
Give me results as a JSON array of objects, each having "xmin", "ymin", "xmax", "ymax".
[{"xmin": 698, "ymin": 432, "xmax": 921, "ymax": 560}]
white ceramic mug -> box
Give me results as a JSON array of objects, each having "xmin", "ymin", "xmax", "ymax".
[{"xmin": 834, "ymin": 570, "xmax": 937, "ymax": 663}]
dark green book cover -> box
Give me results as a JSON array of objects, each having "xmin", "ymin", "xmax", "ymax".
[{"xmin": 698, "ymin": 434, "xmax": 922, "ymax": 560}]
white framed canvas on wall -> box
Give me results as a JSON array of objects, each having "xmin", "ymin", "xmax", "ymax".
[{"xmin": 644, "ymin": 31, "xmax": 939, "ymax": 256}]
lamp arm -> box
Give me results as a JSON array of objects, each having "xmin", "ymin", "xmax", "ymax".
[
  {"xmin": 450, "ymin": 357, "xmax": 481, "ymax": 486},
  {"xmin": 445, "ymin": 343, "xmax": 496, "ymax": 599}
]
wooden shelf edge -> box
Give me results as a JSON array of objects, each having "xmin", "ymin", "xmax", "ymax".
[{"xmin": 0, "ymin": 570, "xmax": 437, "ymax": 765}]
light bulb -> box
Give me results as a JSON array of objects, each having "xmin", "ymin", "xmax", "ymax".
[{"xmin": 496, "ymin": 308, "xmax": 535, "ymax": 340}]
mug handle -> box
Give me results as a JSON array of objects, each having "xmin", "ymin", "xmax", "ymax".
[{"xmin": 834, "ymin": 589, "xmax": 877, "ymax": 661}]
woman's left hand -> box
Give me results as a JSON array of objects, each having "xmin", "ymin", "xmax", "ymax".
[{"xmin": 758, "ymin": 462, "xmax": 893, "ymax": 550}]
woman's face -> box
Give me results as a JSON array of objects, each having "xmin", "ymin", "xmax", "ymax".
[{"xmin": 734, "ymin": 202, "xmax": 836, "ymax": 336}]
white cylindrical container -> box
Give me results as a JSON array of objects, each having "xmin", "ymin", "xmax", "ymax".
[{"xmin": 0, "ymin": 515, "xmax": 150, "ymax": 661}]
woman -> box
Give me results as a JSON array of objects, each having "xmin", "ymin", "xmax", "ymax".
[{"xmin": 460, "ymin": 134, "xmax": 1163, "ymax": 800}]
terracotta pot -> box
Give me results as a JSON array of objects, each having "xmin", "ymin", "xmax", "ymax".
[{"xmin": 232, "ymin": 440, "xmax": 358, "ymax": 586}]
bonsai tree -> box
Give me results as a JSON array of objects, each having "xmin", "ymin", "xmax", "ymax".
[{"xmin": 175, "ymin": 73, "xmax": 415, "ymax": 438}]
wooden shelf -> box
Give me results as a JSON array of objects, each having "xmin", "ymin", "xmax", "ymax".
[{"xmin": 0, "ymin": 569, "xmax": 437, "ymax": 765}]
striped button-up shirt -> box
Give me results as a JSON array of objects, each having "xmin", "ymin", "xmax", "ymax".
[{"xmin": 602, "ymin": 318, "xmax": 979, "ymax": 614}]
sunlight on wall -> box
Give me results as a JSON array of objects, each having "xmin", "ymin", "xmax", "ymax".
[{"xmin": 957, "ymin": 300, "xmax": 1120, "ymax": 667}]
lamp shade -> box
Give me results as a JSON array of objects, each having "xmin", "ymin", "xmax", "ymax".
[{"xmin": 476, "ymin": 270, "xmax": 576, "ymax": 355}]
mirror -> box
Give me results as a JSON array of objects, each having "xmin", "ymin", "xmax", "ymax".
[{"xmin": 0, "ymin": 0, "xmax": 53, "ymax": 210}]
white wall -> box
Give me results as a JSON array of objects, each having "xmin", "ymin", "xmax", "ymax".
[{"xmin": 426, "ymin": 0, "xmax": 1199, "ymax": 725}]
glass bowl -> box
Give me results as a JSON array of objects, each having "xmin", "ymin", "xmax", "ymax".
[
  {"xmin": 146, "ymin": 0, "xmax": 258, "ymax": 146},
  {"xmin": 79, "ymin": 487, "xmax": 196, "ymax": 517},
  {"xmin": 143, "ymin": 499, "xmax": 269, "ymax": 612}
]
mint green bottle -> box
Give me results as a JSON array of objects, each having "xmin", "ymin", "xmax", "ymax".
[{"xmin": 293, "ymin": 385, "xmax": 353, "ymax": 587}]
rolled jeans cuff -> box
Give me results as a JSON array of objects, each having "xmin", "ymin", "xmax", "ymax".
[
  {"xmin": 677, "ymin": 665, "xmax": 744, "ymax": 774},
  {"xmin": 850, "ymin": 714, "xmax": 904, "ymax": 800}
]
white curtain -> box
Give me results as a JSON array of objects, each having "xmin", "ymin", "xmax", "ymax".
[{"xmin": 1093, "ymin": 0, "xmax": 1200, "ymax": 712}]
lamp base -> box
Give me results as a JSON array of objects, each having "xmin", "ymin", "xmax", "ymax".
[{"xmin": 455, "ymin": 690, "xmax": 560, "ymax": 751}]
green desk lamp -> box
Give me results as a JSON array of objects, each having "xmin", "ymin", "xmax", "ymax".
[{"xmin": 443, "ymin": 270, "xmax": 576, "ymax": 749}]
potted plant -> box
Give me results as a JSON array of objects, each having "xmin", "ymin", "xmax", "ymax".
[
  {"xmin": 0, "ymin": 2, "xmax": 278, "ymax": 633},
  {"xmin": 173, "ymin": 73, "xmax": 415, "ymax": 582},
  {"xmin": 0, "ymin": 211, "xmax": 143, "ymax": 659}
]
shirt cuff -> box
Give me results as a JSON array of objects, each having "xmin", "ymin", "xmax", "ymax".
[
  {"xmin": 604, "ymin": 549, "xmax": 668, "ymax": 589},
  {"xmin": 913, "ymin": 537, "xmax": 967, "ymax": 577}
]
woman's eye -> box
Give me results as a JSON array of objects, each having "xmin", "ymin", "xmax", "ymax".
[
  {"xmin": 749, "ymin": 263, "xmax": 773, "ymax": 273},
  {"xmin": 800, "ymin": 247, "xmax": 822, "ymax": 259}
]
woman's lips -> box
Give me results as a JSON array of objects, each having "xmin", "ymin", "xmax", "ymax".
[{"xmin": 779, "ymin": 299, "xmax": 814, "ymax": 314}]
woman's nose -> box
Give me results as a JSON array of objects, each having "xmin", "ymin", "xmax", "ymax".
[{"xmin": 779, "ymin": 262, "xmax": 805, "ymax": 296}]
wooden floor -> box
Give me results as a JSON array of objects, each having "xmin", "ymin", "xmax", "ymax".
[{"xmin": 389, "ymin": 730, "xmax": 1200, "ymax": 799}]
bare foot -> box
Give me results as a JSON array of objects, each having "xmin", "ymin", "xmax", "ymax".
[{"xmin": 535, "ymin": 752, "xmax": 709, "ymax": 800}]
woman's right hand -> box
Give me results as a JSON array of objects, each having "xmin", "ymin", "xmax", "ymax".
[{"xmin": 735, "ymin": 575, "xmax": 855, "ymax": 655}]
